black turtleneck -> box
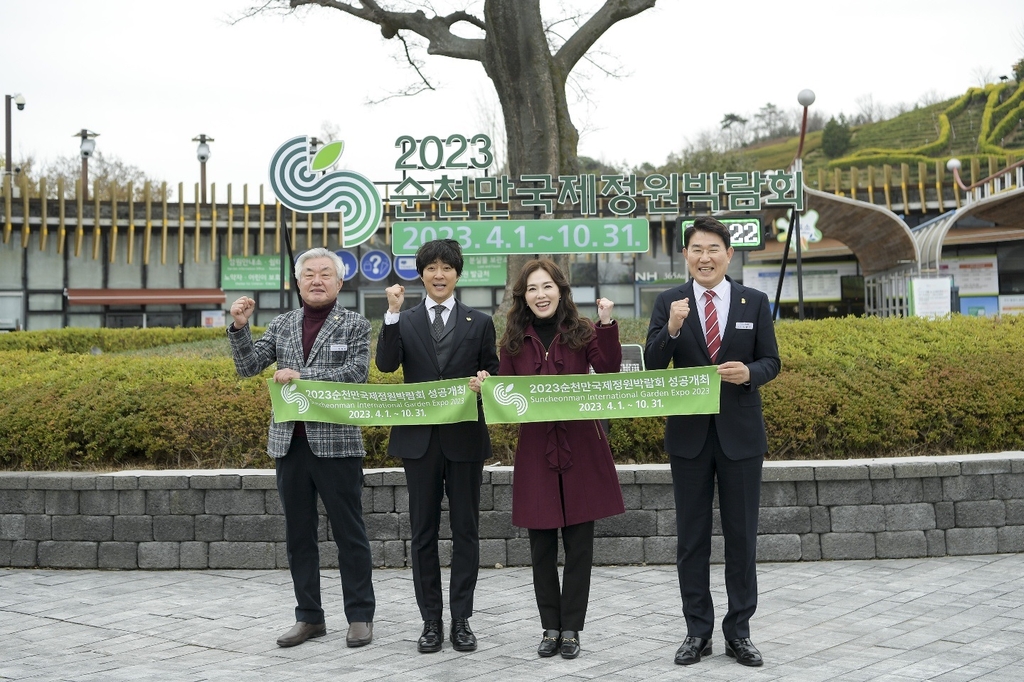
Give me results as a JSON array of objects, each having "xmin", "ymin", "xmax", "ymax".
[
  {"xmin": 301, "ymin": 300, "xmax": 334, "ymax": 363},
  {"xmin": 532, "ymin": 316, "xmax": 558, "ymax": 350}
]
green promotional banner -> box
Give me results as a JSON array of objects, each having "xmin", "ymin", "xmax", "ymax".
[
  {"xmin": 267, "ymin": 378, "xmax": 477, "ymax": 426},
  {"xmin": 221, "ymin": 255, "xmax": 289, "ymax": 291},
  {"xmin": 481, "ymin": 368, "xmax": 720, "ymax": 424},
  {"xmin": 392, "ymin": 218, "xmax": 649, "ymax": 256}
]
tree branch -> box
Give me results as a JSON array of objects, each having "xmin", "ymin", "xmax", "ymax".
[
  {"xmin": 289, "ymin": 0, "xmax": 487, "ymax": 61},
  {"xmin": 555, "ymin": 0, "xmax": 656, "ymax": 76}
]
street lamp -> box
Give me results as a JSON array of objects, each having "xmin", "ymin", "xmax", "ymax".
[
  {"xmin": 192, "ymin": 134, "xmax": 213, "ymax": 204},
  {"xmin": 75, "ymin": 129, "xmax": 99, "ymax": 201},
  {"xmin": 4, "ymin": 93, "xmax": 26, "ymax": 176},
  {"xmin": 774, "ymin": 89, "xmax": 816, "ymax": 322},
  {"xmin": 795, "ymin": 89, "xmax": 816, "ymax": 165}
]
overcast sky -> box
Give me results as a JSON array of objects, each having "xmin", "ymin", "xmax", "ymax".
[{"xmin": 3, "ymin": 0, "xmax": 1022, "ymax": 196}]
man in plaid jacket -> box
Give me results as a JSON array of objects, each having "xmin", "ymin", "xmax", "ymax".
[{"xmin": 228, "ymin": 247, "xmax": 375, "ymax": 650}]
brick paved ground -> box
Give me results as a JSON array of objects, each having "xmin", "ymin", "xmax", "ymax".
[{"xmin": 2, "ymin": 554, "xmax": 1023, "ymax": 681}]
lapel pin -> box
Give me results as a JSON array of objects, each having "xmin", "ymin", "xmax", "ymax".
[
  {"xmin": 333, "ymin": 315, "xmax": 340, "ymax": 320},
  {"xmin": 741, "ymin": 298, "xmax": 746, "ymax": 304},
  {"xmin": 466, "ymin": 316, "xmax": 472, "ymax": 321}
]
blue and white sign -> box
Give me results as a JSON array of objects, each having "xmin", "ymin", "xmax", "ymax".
[
  {"xmin": 395, "ymin": 255, "xmax": 419, "ymax": 281},
  {"xmin": 360, "ymin": 250, "xmax": 392, "ymax": 282},
  {"xmin": 335, "ymin": 250, "xmax": 358, "ymax": 281}
]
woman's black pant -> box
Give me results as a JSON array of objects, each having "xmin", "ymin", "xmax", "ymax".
[{"xmin": 528, "ymin": 521, "xmax": 595, "ymax": 631}]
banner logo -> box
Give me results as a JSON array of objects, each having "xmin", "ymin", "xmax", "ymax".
[
  {"xmin": 269, "ymin": 136, "xmax": 383, "ymax": 247},
  {"xmin": 280, "ymin": 383, "xmax": 310, "ymax": 414},
  {"xmin": 491, "ymin": 382, "xmax": 528, "ymax": 416}
]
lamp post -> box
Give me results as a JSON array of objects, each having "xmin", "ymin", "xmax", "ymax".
[
  {"xmin": 75, "ymin": 129, "xmax": 99, "ymax": 200},
  {"xmin": 773, "ymin": 89, "xmax": 815, "ymax": 321},
  {"xmin": 4, "ymin": 93, "xmax": 26, "ymax": 177},
  {"xmin": 192, "ymin": 134, "xmax": 213, "ymax": 204}
]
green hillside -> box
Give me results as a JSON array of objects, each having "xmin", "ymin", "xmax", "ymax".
[{"xmin": 735, "ymin": 81, "xmax": 1024, "ymax": 183}]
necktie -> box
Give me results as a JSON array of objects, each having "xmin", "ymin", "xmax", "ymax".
[
  {"xmin": 703, "ymin": 290, "xmax": 720, "ymax": 363},
  {"xmin": 431, "ymin": 304, "xmax": 446, "ymax": 340}
]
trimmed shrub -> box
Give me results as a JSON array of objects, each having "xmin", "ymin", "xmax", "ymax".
[{"xmin": 4, "ymin": 315, "xmax": 1024, "ymax": 470}]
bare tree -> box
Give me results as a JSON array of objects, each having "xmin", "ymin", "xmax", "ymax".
[
  {"xmin": 243, "ymin": 0, "xmax": 657, "ymax": 309},
  {"xmin": 971, "ymin": 66, "xmax": 996, "ymax": 87}
]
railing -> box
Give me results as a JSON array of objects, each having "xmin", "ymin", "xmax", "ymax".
[{"xmin": 813, "ymin": 155, "xmax": 1022, "ymax": 212}]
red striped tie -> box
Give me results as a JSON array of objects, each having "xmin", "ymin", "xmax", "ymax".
[{"xmin": 703, "ymin": 290, "xmax": 720, "ymax": 363}]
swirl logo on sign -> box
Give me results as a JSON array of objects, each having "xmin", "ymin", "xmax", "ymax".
[
  {"xmin": 492, "ymin": 382, "xmax": 528, "ymax": 417},
  {"xmin": 269, "ymin": 136, "xmax": 383, "ymax": 247},
  {"xmin": 281, "ymin": 383, "xmax": 310, "ymax": 414}
]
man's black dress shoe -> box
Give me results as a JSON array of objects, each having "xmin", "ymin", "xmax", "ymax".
[
  {"xmin": 418, "ymin": 619, "xmax": 443, "ymax": 653},
  {"xmin": 450, "ymin": 618, "xmax": 477, "ymax": 651},
  {"xmin": 674, "ymin": 636, "xmax": 711, "ymax": 665},
  {"xmin": 559, "ymin": 630, "xmax": 580, "ymax": 659},
  {"xmin": 725, "ymin": 637, "xmax": 763, "ymax": 667},
  {"xmin": 276, "ymin": 621, "xmax": 326, "ymax": 647},
  {"xmin": 537, "ymin": 629, "xmax": 560, "ymax": 657}
]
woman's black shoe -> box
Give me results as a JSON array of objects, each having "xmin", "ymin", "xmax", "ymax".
[
  {"xmin": 559, "ymin": 630, "xmax": 580, "ymax": 659},
  {"xmin": 538, "ymin": 629, "xmax": 560, "ymax": 657}
]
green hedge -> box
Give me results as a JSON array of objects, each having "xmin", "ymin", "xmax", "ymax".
[{"xmin": 2, "ymin": 315, "xmax": 1023, "ymax": 470}]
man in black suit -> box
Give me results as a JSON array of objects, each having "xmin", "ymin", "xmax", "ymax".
[
  {"xmin": 375, "ymin": 239, "xmax": 499, "ymax": 654},
  {"xmin": 645, "ymin": 216, "xmax": 780, "ymax": 668}
]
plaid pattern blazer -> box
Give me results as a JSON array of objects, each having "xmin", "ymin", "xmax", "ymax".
[{"xmin": 228, "ymin": 300, "xmax": 370, "ymax": 459}]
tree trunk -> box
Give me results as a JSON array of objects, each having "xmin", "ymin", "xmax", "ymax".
[{"xmin": 483, "ymin": 0, "xmax": 576, "ymax": 317}]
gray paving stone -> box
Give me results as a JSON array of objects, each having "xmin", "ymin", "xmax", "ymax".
[
  {"xmin": 180, "ymin": 541, "xmax": 209, "ymax": 569},
  {"xmin": 0, "ymin": 514, "xmax": 25, "ymax": 540},
  {"xmin": 876, "ymin": 531, "xmax": 928, "ymax": 559},
  {"xmin": 37, "ymin": 540, "xmax": 98, "ymax": 567},
  {"xmin": 643, "ymin": 535, "xmax": 675, "ymax": 564},
  {"xmin": 759, "ymin": 506, "xmax": 811, "ymax": 534},
  {"xmin": 761, "ymin": 481, "xmax": 798, "ymax": 506},
  {"xmin": 383, "ymin": 539, "xmax": 405, "ymax": 568},
  {"xmin": 942, "ymin": 475, "xmax": 994, "ymax": 501},
  {"xmin": 80, "ymin": 490, "xmax": 119, "ymax": 515},
  {"xmin": 195, "ymin": 515, "xmax": 225, "ymax": 541},
  {"xmin": 362, "ymin": 512, "xmax": 400, "ymax": 541},
  {"xmin": 594, "ymin": 510, "xmax": 657, "ymax": 537},
  {"xmin": 153, "ymin": 515, "xmax": 196, "ymax": 542},
  {"xmin": 208, "ymin": 541, "xmax": 276, "ymax": 569},
  {"xmin": 146, "ymin": 489, "xmax": 171, "ymax": 515},
  {"xmin": 52, "ymin": 515, "xmax": 113, "ymax": 541},
  {"xmin": 817, "ymin": 480, "xmax": 873, "ymax": 505},
  {"xmin": 926, "ymin": 529, "xmax": 946, "ymax": 556},
  {"xmin": 801, "ymin": 532, "xmax": 821, "ymax": 560},
  {"xmin": 640, "ymin": 483, "xmax": 674, "ymax": 509},
  {"xmin": 6, "ymin": 555, "xmax": 1020, "ymax": 680},
  {"xmin": 11, "ymin": 539, "xmax": 36, "ymax": 566},
  {"xmin": 190, "ymin": 474, "xmax": 242, "ymax": 489},
  {"xmin": 24, "ymin": 514, "xmax": 50, "ymax": 540},
  {"xmin": 997, "ymin": 526, "xmax": 1024, "ymax": 553},
  {"xmin": 169, "ymin": 489, "xmax": 205, "ymax": 515},
  {"xmin": 480, "ymin": 538, "xmax": 506, "ymax": 567},
  {"xmin": 479, "ymin": 511, "xmax": 515, "ymax": 539},
  {"xmin": 138, "ymin": 542, "xmax": 179, "ymax": 569},
  {"xmin": 821, "ymin": 532, "xmax": 876, "ymax": 559},
  {"xmin": 205, "ymin": 489, "xmax": 266, "ymax": 515},
  {"xmin": 44, "ymin": 489, "xmax": 78, "ymax": 515},
  {"xmin": 113, "ymin": 515, "xmax": 153, "ymax": 542},
  {"xmin": 945, "ymin": 528, "xmax": 998, "ymax": 555},
  {"xmin": 955, "ymin": 500, "xmax": 1006, "ymax": 528},
  {"xmin": 885, "ymin": 503, "xmax": 936, "ymax": 531},
  {"xmin": 99, "ymin": 542, "xmax": 139, "ymax": 569},
  {"xmin": 756, "ymin": 533, "xmax": 801, "ymax": 561},
  {"xmin": 118, "ymin": 490, "xmax": 146, "ymax": 515},
  {"xmin": 831, "ymin": 505, "xmax": 885, "ymax": 532}
]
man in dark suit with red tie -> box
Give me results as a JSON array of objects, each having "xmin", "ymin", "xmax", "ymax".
[
  {"xmin": 376, "ymin": 239, "xmax": 500, "ymax": 654},
  {"xmin": 645, "ymin": 216, "xmax": 780, "ymax": 668}
]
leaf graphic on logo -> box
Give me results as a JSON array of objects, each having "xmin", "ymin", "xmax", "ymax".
[{"xmin": 311, "ymin": 140, "xmax": 344, "ymax": 172}]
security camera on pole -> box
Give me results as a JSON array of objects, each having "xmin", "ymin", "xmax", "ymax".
[
  {"xmin": 192, "ymin": 134, "xmax": 213, "ymax": 204},
  {"xmin": 75, "ymin": 129, "xmax": 99, "ymax": 201}
]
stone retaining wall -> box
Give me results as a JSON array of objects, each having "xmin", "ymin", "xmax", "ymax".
[{"xmin": 2, "ymin": 452, "xmax": 1023, "ymax": 569}]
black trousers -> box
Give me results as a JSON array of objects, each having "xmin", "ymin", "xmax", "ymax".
[
  {"xmin": 528, "ymin": 521, "xmax": 595, "ymax": 632},
  {"xmin": 670, "ymin": 419, "xmax": 762, "ymax": 640},
  {"xmin": 276, "ymin": 434, "xmax": 375, "ymax": 625},
  {"xmin": 403, "ymin": 426, "xmax": 483, "ymax": 621}
]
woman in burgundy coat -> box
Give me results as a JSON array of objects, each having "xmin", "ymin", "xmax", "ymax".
[{"xmin": 478, "ymin": 258, "xmax": 625, "ymax": 660}]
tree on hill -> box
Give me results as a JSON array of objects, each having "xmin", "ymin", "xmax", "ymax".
[
  {"xmin": 820, "ymin": 115, "xmax": 852, "ymax": 159},
  {"xmin": 245, "ymin": 0, "xmax": 658, "ymax": 308}
]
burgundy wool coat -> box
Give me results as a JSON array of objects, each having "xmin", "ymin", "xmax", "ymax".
[{"xmin": 500, "ymin": 321, "xmax": 626, "ymax": 530}]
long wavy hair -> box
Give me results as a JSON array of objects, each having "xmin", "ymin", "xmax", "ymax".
[{"xmin": 500, "ymin": 259, "xmax": 594, "ymax": 355}]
